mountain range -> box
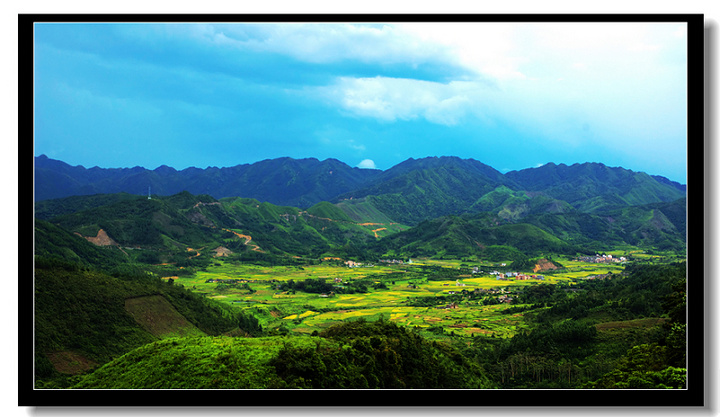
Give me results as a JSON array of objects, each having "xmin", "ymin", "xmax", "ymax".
[
  {"xmin": 34, "ymin": 154, "xmax": 687, "ymax": 264},
  {"xmin": 34, "ymin": 155, "xmax": 685, "ymax": 222},
  {"xmin": 34, "ymin": 154, "xmax": 380, "ymax": 208}
]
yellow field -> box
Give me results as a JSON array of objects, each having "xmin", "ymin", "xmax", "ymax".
[{"xmin": 172, "ymin": 257, "xmax": 633, "ymax": 340}]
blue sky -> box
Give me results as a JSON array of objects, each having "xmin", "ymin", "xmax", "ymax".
[{"xmin": 33, "ymin": 21, "xmax": 689, "ymax": 183}]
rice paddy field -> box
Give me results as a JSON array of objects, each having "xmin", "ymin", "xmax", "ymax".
[{"xmin": 171, "ymin": 256, "xmax": 634, "ymax": 340}]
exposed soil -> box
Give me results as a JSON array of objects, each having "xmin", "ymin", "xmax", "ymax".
[
  {"xmin": 81, "ymin": 229, "xmax": 117, "ymax": 246},
  {"xmin": 124, "ymin": 295, "xmax": 203, "ymax": 338},
  {"xmin": 214, "ymin": 246, "xmax": 233, "ymax": 257},
  {"xmin": 222, "ymin": 228, "xmax": 263, "ymax": 252},
  {"xmin": 533, "ymin": 258, "xmax": 559, "ymax": 273},
  {"xmin": 46, "ymin": 351, "xmax": 97, "ymax": 375}
]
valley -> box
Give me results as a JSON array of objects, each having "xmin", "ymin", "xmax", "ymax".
[
  {"xmin": 32, "ymin": 155, "xmax": 690, "ymax": 391},
  {"xmin": 175, "ymin": 257, "xmax": 624, "ymax": 339}
]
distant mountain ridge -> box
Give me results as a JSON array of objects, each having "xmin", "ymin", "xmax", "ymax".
[
  {"xmin": 35, "ymin": 155, "xmax": 685, "ymax": 227},
  {"xmin": 34, "ymin": 154, "xmax": 382, "ymax": 207}
]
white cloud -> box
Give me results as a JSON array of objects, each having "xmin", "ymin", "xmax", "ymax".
[
  {"xmin": 193, "ymin": 23, "xmax": 452, "ymax": 66},
  {"xmin": 395, "ymin": 23, "xmax": 528, "ymax": 81},
  {"xmin": 215, "ymin": 22, "xmax": 686, "ymax": 160},
  {"xmin": 320, "ymin": 76, "xmax": 490, "ymax": 126},
  {"xmin": 357, "ymin": 159, "xmax": 377, "ymax": 169}
]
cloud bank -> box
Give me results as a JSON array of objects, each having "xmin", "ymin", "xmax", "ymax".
[{"xmin": 32, "ymin": 21, "xmax": 689, "ymax": 183}]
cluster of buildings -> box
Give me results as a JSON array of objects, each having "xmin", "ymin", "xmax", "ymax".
[
  {"xmin": 576, "ymin": 254, "xmax": 627, "ymax": 263},
  {"xmin": 344, "ymin": 260, "xmax": 375, "ymax": 268},
  {"xmin": 585, "ymin": 273, "xmax": 615, "ymax": 280},
  {"xmin": 489, "ymin": 271, "xmax": 544, "ymax": 281},
  {"xmin": 378, "ymin": 258, "xmax": 412, "ymax": 265},
  {"xmin": 497, "ymin": 294, "xmax": 514, "ymax": 304},
  {"xmin": 205, "ymin": 278, "xmax": 248, "ymax": 284}
]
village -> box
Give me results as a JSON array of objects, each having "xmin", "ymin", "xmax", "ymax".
[
  {"xmin": 438, "ymin": 285, "xmax": 517, "ymax": 309},
  {"xmin": 575, "ymin": 253, "xmax": 627, "ymax": 263},
  {"xmin": 487, "ymin": 269, "xmax": 545, "ymax": 281}
]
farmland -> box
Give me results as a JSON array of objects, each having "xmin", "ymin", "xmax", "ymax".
[{"xmin": 171, "ymin": 256, "xmax": 620, "ymax": 340}]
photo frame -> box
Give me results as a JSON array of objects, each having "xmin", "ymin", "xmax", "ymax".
[{"xmin": 22, "ymin": 13, "xmax": 706, "ymax": 409}]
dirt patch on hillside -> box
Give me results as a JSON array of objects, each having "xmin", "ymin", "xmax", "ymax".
[
  {"xmin": 214, "ymin": 246, "xmax": 233, "ymax": 257},
  {"xmin": 186, "ymin": 210, "xmax": 215, "ymax": 227},
  {"xmin": 221, "ymin": 229, "xmax": 264, "ymax": 252},
  {"xmin": 125, "ymin": 295, "xmax": 204, "ymax": 338},
  {"xmin": 81, "ymin": 229, "xmax": 118, "ymax": 246},
  {"xmin": 533, "ymin": 258, "xmax": 558, "ymax": 273},
  {"xmin": 46, "ymin": 351, "xmax": 97, "ymax": 375}
]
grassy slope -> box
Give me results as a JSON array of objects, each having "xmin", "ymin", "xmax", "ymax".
[
  {"xmin": 73, "ymin": 336, "xmax": 289, "ymax": 389},
  {"xmin": 74, "ymin": 320, "xmax": 494, "ymax": 389}
]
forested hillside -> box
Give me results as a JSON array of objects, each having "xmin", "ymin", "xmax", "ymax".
[{"xmin": 34, "ymin": 256, "xmax": 261, "ymax": 388}]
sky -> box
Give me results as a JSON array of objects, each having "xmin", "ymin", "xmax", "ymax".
[{"xmin": 33, "ymin": 20, "xmax": 689, "ymax": 183}]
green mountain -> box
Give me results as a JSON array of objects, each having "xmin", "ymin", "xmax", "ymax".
[
  {"xmin": 523, "ymin": 198, "xmax": 687, "ymax": 251},
  {"xmin": 469, "ymin": 185, "xmax": 574, "ymax": 221},
  {"xmin": 36, "ymin": 156, "xmax": 686, "ymax": 232},
  {"xmin": 331, "ymin": 158, "xmax": 684, "ymax": 226},
  {"xmin": 505, "ymin": 162, "xmax": 685, "ymax": 213},
  {"xmin": 37, "ymin": 185, "xmax": 686, "ymax": 268},
  {"xmin": 372, "ymin": 194, "xmax": 686, "ymax": 260},
  {"xmin": 39, "ymin": 191, "xmax": 409, "ymax": 264},
  {"xmin": 46, "ymin": 192, "xmax": 227, "ymax": 268},
  {"xmin": 336, "ymin": 156, "xmax": 517, "ymax": 225},
  {"xmin": 34, "ymin": 192, "xmax": 143, "ymax": 221},
  {"xmin": 373, "ymin": 213, "xmax": 574, "ymax": 260}
]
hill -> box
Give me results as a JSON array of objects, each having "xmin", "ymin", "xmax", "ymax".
[
  {"xmin": 37, "ymin": 186, "xmax": 686, "ymax": 269},
  {"xmin": 523, "ymin": 198, "xmax": 687, "ymax": 251},
  {"xmin": 374, "ymin": 195, "xmax": 687, "ymax": 260},
  {"xmin": 34, "ymin": 219, "xmax": 130, "ymax": 269},
  {"xmin": 73, "ymin": 319, "xmax": 493, "ymax": 389},
  {"xmin": 373, "ymin": 213, "xmax": 575, "ymax": 260},
  {"xmin": 335, "ymin": 156, "xmax": 517, "ymax": 225},
  {"xmin": 34, "ymin": 257, "xmax": 261, "ymax": 387},
  {"xmin": 39, "ymin": 191, "xmax": 408, "ymax": 264},
  {"xmin": 468, "ymin": 185, "xmax": 574, "ymax": 221}
]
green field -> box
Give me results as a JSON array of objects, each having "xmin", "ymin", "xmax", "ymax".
[{"xmin": 171, "ymin": 256, "xmax": 622, "ymax": 340}]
